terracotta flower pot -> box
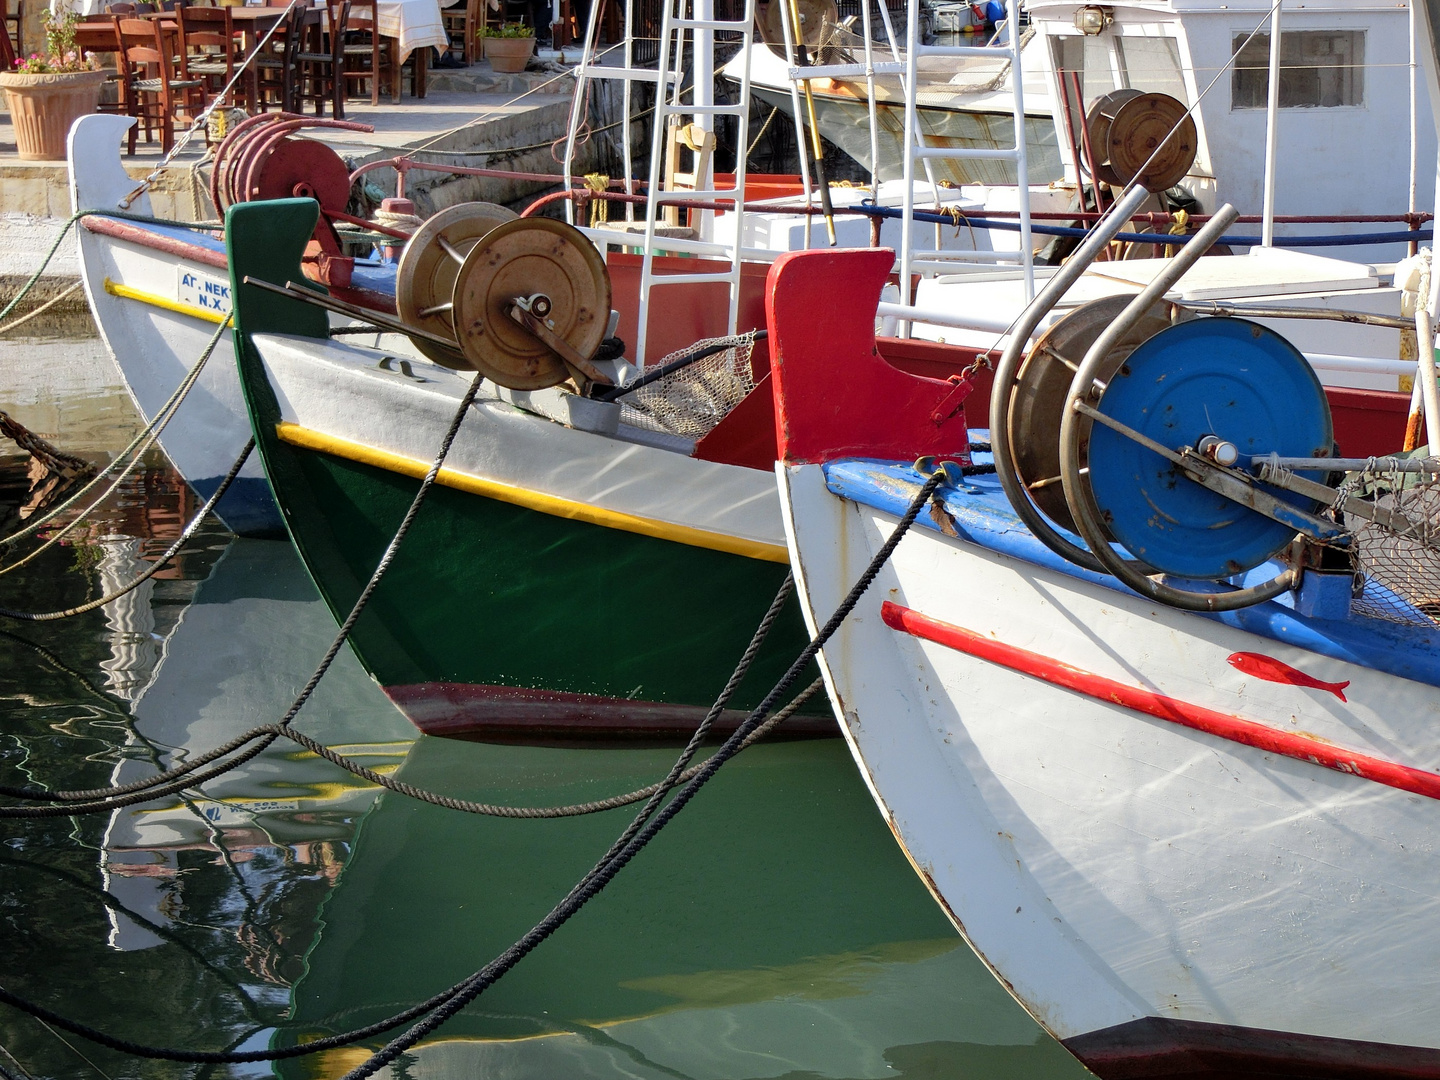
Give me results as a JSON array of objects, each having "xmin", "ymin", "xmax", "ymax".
[
  {"xmin": 483, "ymin": 36, "xmax": 535, "ymax": 74},
  {"xmin": 0, "ymin": 70, "xmax": 107, "ymax": 161}
]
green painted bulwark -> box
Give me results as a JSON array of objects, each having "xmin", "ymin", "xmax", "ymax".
[{"xmin": 227, "ymin": 200, "xmax": 823, "ymax": 737}]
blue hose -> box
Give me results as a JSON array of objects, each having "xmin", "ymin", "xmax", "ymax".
[{"xmin": 857, "ymin": 203, "xmax": 1431, "ymax": 249}]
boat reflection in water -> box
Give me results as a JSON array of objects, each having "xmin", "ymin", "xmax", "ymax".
[
  {"xmin": 97, "ymin": 537, "xmax": 415, "ymax": 955},
  {"xmin": 278, "ymin": 735, "xmax": 1089, "ymax": 1080}
]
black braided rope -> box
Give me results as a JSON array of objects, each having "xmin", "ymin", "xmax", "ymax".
[
  {"xmin": 335, "ymin": 469, "xmax": 945, "ymax": 1080},
  {"xmin": 0, "ymin": 469, "xmax": 941, "ymax": 1067},
  {"xmin": 0, "ymin": 568, "xmax": 799, "ymax": 1058}
]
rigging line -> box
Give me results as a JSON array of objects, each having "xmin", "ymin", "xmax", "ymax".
[
  {"xmin": 25, "ymin": 1013, "xmax": 115, "ymax": 1080},
  {"xmin": 405, "ymin": 42, "xmax": 627, "ymax": 155},
  {"xmin": 0, "ymin": 439, "xmax": 249, "ymax": 622},
  {"xmin": 0, "ymin": 315, "xmax": 231, "ymax": 557},
  {"xmin": 972, "ymin": 0, "xmax": 1286, "ymax": 364},
  {"xmin": 0, "ymin": 1039, "xmax": 34, "ymax": 1080}
]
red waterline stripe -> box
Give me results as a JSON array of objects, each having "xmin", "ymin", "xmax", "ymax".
[{"xmin": 879, "ymin": 600, "xmax": 1440, "ymax": 802}]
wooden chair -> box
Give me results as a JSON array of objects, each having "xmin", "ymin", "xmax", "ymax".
[
  {"xmin": 440, "ymin": 0, "xmax": 481, "ymax": 65},
  {"xmin": 253, "ymin": 5, "xmax": 304, "ymax": 112},
  {"xmin": 105, "ymin": 3, "xmax": 139, "ymax": 13},
  {"xmin": 115, "ymin": 16, "xmax": 204, "ymax": 153},
  {"xmin": 292, "ymin": 0, "xmax": 347, "ymax": 116},
  {"xmin": 75, "ymin": 18, "xmax": 129, "ymax": 120},
  {"xmin": 338, "ymin": 0, "xmax": 382, "ymax": 105}
]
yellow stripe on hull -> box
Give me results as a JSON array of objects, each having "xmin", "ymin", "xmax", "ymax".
[
  {"xmin": 104, "ymin": 277, "xmax": 229, "ymax": 325},
  {"xmin": 274, "ymin": 421, "xmax": 790, "ymax": 564}
]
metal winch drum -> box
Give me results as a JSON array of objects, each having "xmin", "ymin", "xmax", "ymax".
[
  {"xmin": 1001, "ymin": 295, "xmax": 1339, "ymax": 610},
  {"xmin": 395, "ymin": 209, "xmax": 612, "ymax": 390},
  {"xmin": 1083, "ymin": 89, "xmax": 1198, "ymax": 192}
]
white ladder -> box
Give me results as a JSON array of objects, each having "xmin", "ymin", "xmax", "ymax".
[
  {"xmin": 634, "ymin": 0, "xmax": 757, "ymax": 367},
  {"xmin": 899, "ymin": 0, "xmax": 1035, "ymax": 320},
  {"xmin": 562, "ymin": 0, "xmax": 679, "ymax": 227}
]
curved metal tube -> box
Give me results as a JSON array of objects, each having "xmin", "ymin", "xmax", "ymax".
[
  {"xmin": 989, "ymin": 183, "xmax": 1152, "ymax": 573},
  {"xmin": 1056, "ymin": 203, "xmax": 1304, "ymax": 611}
]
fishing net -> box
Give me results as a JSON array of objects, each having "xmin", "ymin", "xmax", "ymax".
[
  {"xmin": 1343, "ymin": 459, "xmax": 1440, "ymax": 629},
  {"xmin": 615, "ymin": 333, "xmax": 758, "ymax": 441}
]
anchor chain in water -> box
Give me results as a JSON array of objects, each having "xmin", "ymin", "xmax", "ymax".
[{"xmin": 0, "ymin": 463, "xmax": 947, "ymax": 1069}]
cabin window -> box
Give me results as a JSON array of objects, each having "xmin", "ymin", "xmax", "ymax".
[
  {"xmin": 1052, "ymin": 34, "xmax": 1118, "ymax": 106},
  {"xmin": 1231, "ymin": 30, "xmax": 1365, "ymax": 109},
  {"xmin": 1117, "ymin": 36, "xmax": 1186, "ymax": 102}
]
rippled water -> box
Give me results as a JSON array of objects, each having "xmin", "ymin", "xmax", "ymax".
[{"xmin": 0, "ymin": 323, "xmax": 1093, "ymax": 1080}]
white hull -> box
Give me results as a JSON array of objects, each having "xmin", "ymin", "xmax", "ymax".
[
  {"xmin": 779, "ymin": 460, "xmax": 1440, "ymax": 1072},
  {"xmin": 68, "ymin": 115, "xmax": 280, "ymax": 535}
]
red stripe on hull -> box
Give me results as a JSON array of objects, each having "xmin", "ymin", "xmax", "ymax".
[
  {"xmin": 384, "ymin": 682, "xmax": 837, "ymax": 745},
  {"xmin": 82, "ymin": 215, "xmax": 229, "ymax": 270},
  {"xmin": 880, "ymin": 600, "xmax": 1440, "ymax": 801},
  {"xmin": 1066, "ymin": 1016, "xmax": 1440, "ymax": 1080}
]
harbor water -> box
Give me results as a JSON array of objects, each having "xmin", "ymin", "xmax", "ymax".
[{"xmin": 0, "ymin": 321, "xmax": 1093, "ymax": 1080}]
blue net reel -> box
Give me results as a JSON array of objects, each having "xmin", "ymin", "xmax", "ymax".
[{"xmin": 1084, "ymin": 317, "xmax": 1334, "ymax": 580}]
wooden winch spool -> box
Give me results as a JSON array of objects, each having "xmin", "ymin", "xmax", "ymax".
[
  {"xmin": 1083, "ymin": 89, "xmax": 1197, "ymax": 193},
  {"xmin": 1008, "ymin": 294, "xmax": 1174, "ymax": 536},
  {"xmin": 760, "ymin": 0, "xmax": 838, "ymax": 58},
  {"xmin": 395, "ymin": 201, "xmax": 518, "ymax": 368},
  {"xmin": 435, "ymin": 217, "xmax": 612, "ymax": 390}
]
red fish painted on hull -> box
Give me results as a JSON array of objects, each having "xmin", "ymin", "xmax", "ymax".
[{"xmin": 1227, "ymin": 652, "xmax": 1351, "ymax": 702}]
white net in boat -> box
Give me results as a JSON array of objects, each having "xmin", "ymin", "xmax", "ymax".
[
  {"xmin": 1345, "ymin": 462, "xmax": 1440, "ymax": 629},
  {"xmin": 616, "ymin": 334, "xmax": 758, "ymax": 441}
]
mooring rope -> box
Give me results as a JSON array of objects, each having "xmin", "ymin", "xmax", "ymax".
[
  {"xmin": 0, "ymin": 314, "xmax": 231, "ymax": 565},
  {"xmin": 0, "ymin": 573, "xmax": 806, "ymax": 819},
  {"xmin": 0, "ymin": 467, "xmax": 945, "ymax": 1067}
]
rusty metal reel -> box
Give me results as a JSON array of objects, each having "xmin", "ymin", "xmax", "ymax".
[
  {"xmin": 1107, "ymin": 91, "xmax": 1197, "ymax": 192},
  {"xmin": 1082, "ymin": 88, "xmax": 1142, "ymax": 187},
  {"xmin": 395, "ymin": 201, "xmax": 518, "ymax": 369},
  {"xmin": 761, "ymin": 0, "xmax": 838, "ymax": 58},
  {"xmin": 1008, "ymin": 293, "xmax": 1173, "ymax": 535},
  {"xmin": 1085, "ymin": 89, "xmax": 1196, "ymax": 192},
  {"xmin": 452, "ymin": 218, "xmax": 611, "ymax": 390}
]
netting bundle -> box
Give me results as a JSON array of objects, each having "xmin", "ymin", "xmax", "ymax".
[
  {"xmin": 616, "ymin": 334, "xmax": 758, "ymax": 441},
  {"xmin": 1345, "ymin": 461, "xmax": 1440, "ymax": 628}
]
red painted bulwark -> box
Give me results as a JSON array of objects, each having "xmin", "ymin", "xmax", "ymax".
[
  {"xmin": 1325, "ymin": 385, "xmax": 1409, "ymax": 458},
  {"xmin": 82, "ymin": 215, "xmax": 229, "ymax": 271},
  {"xmin": 607, "ymin": 252, "xmax": 770, "ymax": 364},
  {"xmin": 881, "ymin": 600, "xmax": 1440, "ymax": 801},
  {"xmin": 766, "ymin": 248, "xmax": 972, "ymax": 465}
]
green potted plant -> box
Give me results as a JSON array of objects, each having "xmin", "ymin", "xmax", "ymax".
[
  {"xmin": 0, "ymin": 12, "xmax": 105, "ymax": 161},
  {"xmin": 478, "ymin": 21, "xmax": 535, "ymax": 74}
]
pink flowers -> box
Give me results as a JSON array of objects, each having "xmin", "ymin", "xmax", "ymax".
[{"xmin": 12, "ymin": 14, "xmax": 102, "ymax": 74}]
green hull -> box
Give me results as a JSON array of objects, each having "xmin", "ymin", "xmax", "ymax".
[{"xmin": 226, "ymin": 201, "xmax": 824, "ymax": 741}]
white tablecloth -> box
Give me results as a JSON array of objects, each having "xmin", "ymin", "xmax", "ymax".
[{"xmin": 377, "ymin": 0, "xmax": 452, "ymax": 63}]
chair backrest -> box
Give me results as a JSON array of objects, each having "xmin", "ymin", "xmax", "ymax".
[
  {"xmin": 132, "ymin": 2, "xmax": 158, "ymax": 12},
  {"xmin": 117, "ymin": 16, "xmax": 171, "ymax": 77},
  {"xmin": 106, "ymin": 2, "xmax": 138, "ymax": 13},
  {"xmin": 345, "ymin": 0, "xmax": 376, "ymax": 32},
  {"xmin": 160, "ymin": 0, "xmax": 187, "ymax": 10},
  {"xmin": 178, "ymin": 3, "xmax": 233, "ymax": 51}
]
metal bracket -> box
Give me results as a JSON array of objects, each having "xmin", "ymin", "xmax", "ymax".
[
  {"xmin": 506, "ymin": 302, "xmax": 614, "ymax": 388},
  {"xmin": 1073, "ymin": 400, "xmax": 1350, "ymax": 546}
]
